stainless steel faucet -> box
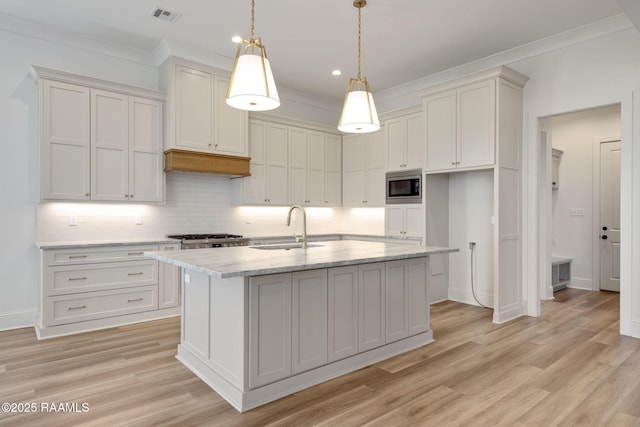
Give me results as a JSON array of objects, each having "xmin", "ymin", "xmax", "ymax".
[{"xmin": 286, "ymin": 205, "xmax": 307, "ymax": 249}]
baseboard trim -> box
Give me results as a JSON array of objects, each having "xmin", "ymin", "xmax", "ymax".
[
  {"xmin": 493, "ymin": 302, "xmax": 524, "ymax": 324},
  {"xmin": 567, "ymin": 277, "xmax": 594, "ymax": 291},
  {"xmin": 0, "ymin": 309, "xmax": 37, "ymax": 331}
]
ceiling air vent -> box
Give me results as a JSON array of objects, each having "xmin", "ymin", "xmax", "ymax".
[{"xmin": 150, "ymin": 7, "xmax": 181, "ymax": 23}]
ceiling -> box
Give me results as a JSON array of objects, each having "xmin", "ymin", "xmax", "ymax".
[{"xmin": 0, "ymin": 0, "xmax": 630, "ymax": 104}]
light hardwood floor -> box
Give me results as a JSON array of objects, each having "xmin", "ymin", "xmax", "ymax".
[{"xmin": 1, "ymin": 289, "xmax": 639, "ymax": 427}]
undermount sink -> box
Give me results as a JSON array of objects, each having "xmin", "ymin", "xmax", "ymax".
[{"xmin": 250, "ymin": 243, "xmax": 323, "ymax": 250}]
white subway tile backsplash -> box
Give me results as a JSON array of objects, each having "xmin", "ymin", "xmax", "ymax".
[{"xmin": 37, "ymin": 173, "xmax": 384, "ymax": 242}]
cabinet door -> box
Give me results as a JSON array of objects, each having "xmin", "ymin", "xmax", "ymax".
[
  {"xmin": 358, "ymin": 263, "xmax": 385, "ymax": 352},
  {"xmin": 249, "ymin": 274, "xmax": 292, "ymax": 388},
  {"xmin": 324, "ymin": 134, "xmax": 342, "ymax": 206},
  {"xmin": 214, "ymin": 75, "xmax": 248, "ymax": 156},
  {"xmin": 158, "ymin": 243, "xmax": 181, "ymax": 309},
  {"xmin": 407, "ymin": 258, "xmax": 429, "ymax": 335},
  {"xmin": 91, "ymin": 89, "xmax": 129, "ymax": 201},
  {"xmin": 405, "ymin": 205, "xmax": 424, "ymax": 238},
  {"xmin": 292, "ymin": 270, "xmax": 327, "ymax": 374},
  {"xmin": 385, "ymin": 117, "xmax": 406, "ymax": 170},
  {"xmin": 457, "ymin": 79, "xmax": 495, "ymax": 168},
  {"xmin": 328, "ymin": 266, "xmax": 359, "ymax": 362},
  {"xmin": 287, "ymin": 127, "xmax": 307, "ymax": 205},
  {"xmin": 424, "ymin": 90, "xmax": 456, "ymax": 172},
  {"xmin": 244, "ymin": 120, "xmax": 268, "ymax": 204},
  {"xmin": 366, "ymin": 131, "xmax": 386, "ymax": 206},
  {"xmin": 174, "ymin": 65, "xmax": 213, "ymax": 151},
  {"xmin": 385, "ymin": 206, "xmax": 406, "ymax": 237},
  {"xmin": 342, "ymin": 134, "xmax": 366, "ymax": 206},
  {"xmin": 41, "ymin": 80, "xmax": 90, "ymax": 200},
  {"xmin": 405, "ymin": 113, "xmax": 424, "ymax": 170},
  {"xmin": 306, "ymin": 131, "xmax": 325, "ymax": 205},
  {"xmin": 129, "ymin": 97, "xmax": 163, "ymax": 202},
  {"xmin": 266, "ymin": 124, "xmax": 288, "ymax": 205},
  {"xmin": 385, "ymin": 260, "xmax": 409, "ymax": 343}
]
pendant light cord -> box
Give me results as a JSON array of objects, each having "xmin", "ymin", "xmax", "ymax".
[{"xmin": 357, "ymin": 5, "xmax": 362, "ymax": 79}]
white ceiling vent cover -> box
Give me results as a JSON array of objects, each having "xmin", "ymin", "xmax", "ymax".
[{"xmin": 150, "ymin": 7, "xmax": 181, "ymax": 23}]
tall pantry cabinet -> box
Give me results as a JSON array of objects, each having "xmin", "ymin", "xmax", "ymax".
[
  {"xmin": 421, "ymin": 65, "xmax": 528, "ymax": 323},
  {"xmin": 33, "ymin": 66, "xmax": 165, "ymax": 202}
]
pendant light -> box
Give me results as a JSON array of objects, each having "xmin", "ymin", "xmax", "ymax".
[
  {"xmin": 338, "ymin": 0, "xmax": 380, "ymax": 133},
  {"xmin": 226, "ymin": 0, "xmax": 280, "ymax": 111}
]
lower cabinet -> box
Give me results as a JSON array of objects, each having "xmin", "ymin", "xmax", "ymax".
[
  {"xmin": 248, "ymin": 258, "xmax": 429, "ymax": 388},
  {"xmin": 38, "ymin": 243, "xmax": 181, "ymax": 338}
]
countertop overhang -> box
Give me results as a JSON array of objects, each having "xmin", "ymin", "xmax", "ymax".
[{"xmin": 145, "ymin": 240, "xmax": 458, "ymax": 278}]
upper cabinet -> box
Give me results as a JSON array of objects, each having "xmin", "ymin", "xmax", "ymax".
[
  {"xmin": 161, "ymin": 57, "xmax": 248, "ymax": 157},
  {"xmin": 422, "ymin": 67, "xmax": 527, "ymax": 174},
  {"xmin": 342, "ymin": 131, "xmax": 385, "ymax": 207},
  {"xmin": 237, "ymin": 117, "xmax": 341, "ymax": 207},
  {"xmin": 384, "ymin": 109, "xmax": 423, "ymax": 172},
  {"xmin": 33, "ymin": 66, "xmax": 165, "ymax": 202}
]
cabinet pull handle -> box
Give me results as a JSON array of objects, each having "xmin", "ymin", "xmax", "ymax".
[
  {"xmin": 68, "ymin": 277, "xmax": 87, "ymax": 281},
  {"xmin": 128, "ymin": 272, "xmax": 144, "ymax": 276},
  {"xmin": 68, "ymin": 305, "xmax": 86, "ymax": 311},
  {"xmin": 128, "ymin": 298, "xmax": 143, "ymax": 303},
  {"xmin": 128, "ymin": 252, "xmax": 144, "ymax": 256},
  {"xmin": 68, "ymin": 255, "xmax": 87, "ymax": 259}
]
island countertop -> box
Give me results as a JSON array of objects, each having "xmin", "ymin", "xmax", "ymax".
[{"xmin": 145, "ymin": 240, "xmax": 458, "ymax": 278}]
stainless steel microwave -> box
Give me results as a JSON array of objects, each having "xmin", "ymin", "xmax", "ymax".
[{"xmin": 385, "ymin": 169, "xmax": 422, "ymax": 204}]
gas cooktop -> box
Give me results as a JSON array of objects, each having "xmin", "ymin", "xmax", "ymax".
[{"xmin": 167, "ymin": 234, "xmax": 244, "ymax": 241}]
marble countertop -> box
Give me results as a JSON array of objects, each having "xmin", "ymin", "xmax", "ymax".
[
  {"xmin": 145, "ymin": 240, "xmax": 458, "ymax": 278},
  {"xmin": 36, "ymin": 238, "xmax": 179, "ymax": 249}
]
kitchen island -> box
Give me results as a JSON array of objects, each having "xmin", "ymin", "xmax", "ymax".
[{"xmin": 146, "ymin": 240, "xmax": 457, "ymax": 412}]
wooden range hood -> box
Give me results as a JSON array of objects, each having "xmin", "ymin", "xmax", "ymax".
[{"xmin": 164, "ymin": 149, "xmax": 251, "ymax": 177}]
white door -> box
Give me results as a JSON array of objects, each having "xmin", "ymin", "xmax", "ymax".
[{"xmin": 600, "ymin": 141, "xmax": 621, "ymax": 292}]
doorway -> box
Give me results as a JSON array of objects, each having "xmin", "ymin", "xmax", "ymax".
[
  {"xmin": 599, "ymin": 140, "xmax": 621, "ymax": 292},
  {"xmin": 542, "ymin": 105, "xmax": 621, "ymax": 300}
]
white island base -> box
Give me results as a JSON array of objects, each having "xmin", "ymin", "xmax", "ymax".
[{"xmin": 177, "ymin": 258, "xmax": 434, "ymax": 412}]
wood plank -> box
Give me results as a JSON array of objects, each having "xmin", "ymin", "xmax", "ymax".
[{"xmin": 1, "ymin": 288, "xmax": 639, "ymax": 426}]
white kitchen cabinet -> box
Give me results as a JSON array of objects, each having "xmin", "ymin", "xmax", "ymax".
[
  {"xmin": 324, "ymin": 134, "xmax": 342, "ymax": 206},
  {"xmin": 158, "ymin": 243, "xmax": 181, "ymax": 309},
  {"xmin": 327, "ymin": 266, "xmax": 359, "ymax": 362},
  {"xmin": 385, "ymin": 257, "xmax": 430, "ymax": 342},
  {"xmin": 37, "ymin": 243, "xmax": 180, "ymax": 338},
  {"xmin": 90, "ymin": 91, "xmax": 163, "ymax": 202},
  {"xmin": 34, "ymin": 67, "xmax": 165, "ymax": 202},
  {"xmin": 385, "ymin": 110, "xmax": 423, "ymax": 171},
  {"xmin": 342, "ymin": 131, "xmax": 385, "ymax": 206},
  {"xmin": 423, "ymin": 79, "xmax": 496, "ymax": 173},
  {"xmin": 385, "ymin": 205, "xmax": 424, "ymax": 239},
  {"xmin": 40, "ymin": 79, "xmax": 91, "ymax": 200},
  {"xmin": 249, "ymin": 273, "xmax": 292, "ymax": 388},
  {"xmin": 358, "ymin": 263, "xmax": 386, "ymax": 352},
  {"xmin": 242, "ymin": 119, "xmax": 288, "ymax": 205},
  {"xmin": 288, "ymin": 128, "xmax": 325, "ymax": 206},
  {"xmin": 161, "ymin": 58, "xmax": 248, "ymax": 156},
  {"xmin": 291, "ymin": 270, "xmax": 328, "ymax": 374}
]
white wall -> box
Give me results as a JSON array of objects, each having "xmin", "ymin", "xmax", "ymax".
[
  {"xmin": 447, "ymin": 170, "xmax": 495, "ymax": 307},
  {"xmin": 550, "ymin": 106, "xmax": 621, "ymax": 290}
]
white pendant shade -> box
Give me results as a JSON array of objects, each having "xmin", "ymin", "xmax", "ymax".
[
  {"xmin": 338, "ymin": 89, "xmax": 380, "ymax": 133},
  {"xmin": 226, "ymin": 53, "xmax": 280, "ymax": 111}
]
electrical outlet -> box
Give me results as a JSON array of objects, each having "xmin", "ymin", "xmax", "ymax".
[
  {"xmin": 135, "ymin": 215, "xmax": 143, "ymax": 225},
  {"xmin": 68, "ymin": 215, "xmax": 77, "ymax": 226},
  {"xmin": 469, "ymin": 241, "xmax": 476, "ymax": 250}
]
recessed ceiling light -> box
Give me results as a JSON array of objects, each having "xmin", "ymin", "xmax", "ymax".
[{"xmin": 331, "ymin": 70, "xmax": 342, "ymax": 76}]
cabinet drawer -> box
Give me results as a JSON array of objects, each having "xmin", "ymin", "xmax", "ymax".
[
  {"xmin": 45, "ymin": 260, "xmax": 158, "ymax": 296},
  {"xmin": 44, "ymin": 245, "xmax": 159, "ymax": 266},
  {"xmin": 45, "ymin": 286, "xmax": 158, "ymax": 326}
]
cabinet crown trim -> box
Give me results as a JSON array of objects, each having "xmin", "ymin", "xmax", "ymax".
[
  {"xmin": 419, "ymin": 65, "xmax": 529, "ymax": 98},
  {"xmin": 30, "ymin": 65, "xmax": 166, "ymax": 101}
]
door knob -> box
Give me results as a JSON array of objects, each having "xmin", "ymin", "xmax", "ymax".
[
  {"xmin": 602, "ymin": 235, "xmax": 608, "ymax": 240},
  {"xmin": 602, "ymin": 226, "xmax": 608, "ymax": 231}
]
